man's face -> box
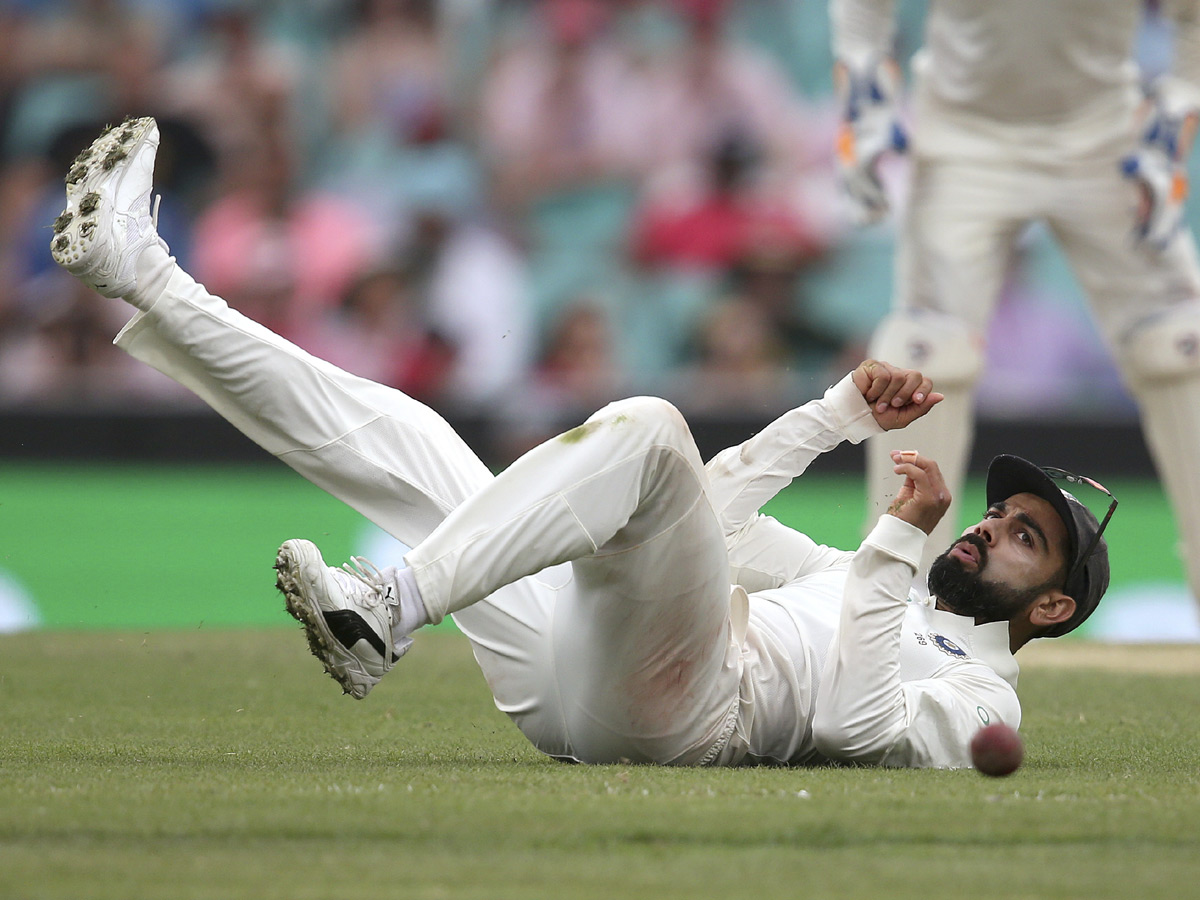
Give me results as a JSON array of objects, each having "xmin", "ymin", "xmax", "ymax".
[{"xmin": 928, "ymin": 492, "xmax": 1070, "ymax": 623}]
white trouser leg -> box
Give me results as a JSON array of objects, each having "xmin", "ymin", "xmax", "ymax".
[
  {"xmin": 113, "ymin": 260, "xmax": 573, "ymax": 755},
  {"xmin": 1131, "ymin": 375, "xmax": 1200, "ymax": 604},
  {"xmin": 405, "ymin": 397, "xmax": 743, "ymax": 765},
  {"xmin": 1113, "ymin": 302, "xmax": 1200, "ymax": 606},
  {"xmin": 1051, "ymin": 159, "xmax": 1200, "ymax": 607},
  {"xmin": 873, "ymin": 158, "xmax": 1017, "ymax": 579},
  {"xmin": 865, "ymin": 310, "xmax": 985, "ymax": 576}
]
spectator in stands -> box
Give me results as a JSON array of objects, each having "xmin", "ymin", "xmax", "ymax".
[
  {"xmin": 626, "ymin": 130, "xmax": 830, "ymax": 379},
  {"xmin": 294, "ymin": 264, "xmax": 457, "ymax": 404},
  {"xmin": 316, "ymin": 0, "xmax": 486, "ymax": 271},
  {"xmin": 728, "ymin": 246, "xmax": 861, "ymax": 382},
  {"xmin": 162, "ymin": 3, "xmax": 305, "ymax": 162},
  {"xmin": 667, "ymin": 293, "xmax": 794, "ymax": 414},
  {"xmin": 397, "ymin": 199, "xmax": 537, "ymax": 407},
  {"xmin": 630, "ymin": 130, "xmax": 824, "ymax": 273},
  {"xmin": 1, "ymin": 0, "xmax": 165, "ymax": 160},
  {"xmin": 328, "ymin": 0, "xmax": 449, "ymax": 145},
  {"xmin": 0, "ymin": 282, "xmax": 185, "ymax": 405},
  {"xmin": 0, "ymin": 1, "xmax": 209, "ymax": 406},
  {"xmin": 639, "ymin": 0, "xmax": 823, "ymax": 204},
  {"xmin": 493, "ymin": 297, "xmax": 627, "ymax": 459},
  {"xmin": 189, "ymin": 120, "xmax": 382, "ymax": 339},
  {"xmin": 478, "ymin": 0, "xmax": 655, "ymax": 319},
  {"xmin": 480, "ymin": 0, "xmax": 650, "ymax": 215}
]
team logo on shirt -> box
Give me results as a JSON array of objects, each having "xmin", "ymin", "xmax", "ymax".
[{"xmin": 929, "ymin": 634, "xmax": 968, "ymax": 658}]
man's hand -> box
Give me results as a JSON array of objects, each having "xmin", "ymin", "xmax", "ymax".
[
  {"xmin": 1121, "ymin": 94, "xmax": 1198, "ymax": 252},
  {"xmin": 851, "ymin": 359, "xmax": 943, "ymax": 431},
  {"xmin": 886, "ymin": 450, "xmax": 951, "ymax": 535},
  {"xmin": 834, "ymin": 58, "xmax": 908, "ymax": 224}
]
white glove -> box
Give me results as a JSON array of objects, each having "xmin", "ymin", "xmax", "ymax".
[
  {"xmin": 834, "ymin": 59, "xmax": 908, "ymax": 224},
  {"xmin": 1121, "ymin": 97, "xmax": 1198, "ymax": 252}
]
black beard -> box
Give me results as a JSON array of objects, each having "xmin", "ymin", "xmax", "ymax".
[{"xmin": 927, "ymin": 535, "xmax": 1041, "ymax": 623}]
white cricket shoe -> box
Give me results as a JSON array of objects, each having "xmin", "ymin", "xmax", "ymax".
[
  {"xmin": 50, "ymin": 115, "xmax": 165, "ymax": 298},
  {"xmin": 274, "ymin": 539, "xmax": 410, "ymax": 699}
]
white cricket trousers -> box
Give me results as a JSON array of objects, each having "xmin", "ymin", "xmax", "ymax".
[
  {"xmin": 113, "ymin": 263, "xmax": 745, "ymax": 766},
  {"xmin": 869, "ymin": 151, "xmax": 1200, "ymax": 585},
  {"xmin": 898, "ymin": 154, "xmax": 1200, "ymax": 342}
]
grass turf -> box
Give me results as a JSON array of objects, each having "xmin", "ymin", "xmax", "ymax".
[
  {"xmin": 0, "ymin": 463, "xmax": 1184, "ymax": 633},
  {"xmin": 2, "ymin": 629, "xmax": 1198, "ymax": 899}
]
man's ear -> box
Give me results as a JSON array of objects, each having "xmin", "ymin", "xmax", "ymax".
[{"xmin": 1029, "ymin": 591, "xmax": 1076, "ymax": 629}]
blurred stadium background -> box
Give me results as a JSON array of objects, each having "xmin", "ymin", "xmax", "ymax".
[{"xmin": 0, "ymin": 0, "xmax": 1197, "ymax": 640}]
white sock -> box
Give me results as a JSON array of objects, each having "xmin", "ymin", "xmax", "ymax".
[{"xmin": 390, "ymin": 566, "xmax": 429, "ymax": 651}]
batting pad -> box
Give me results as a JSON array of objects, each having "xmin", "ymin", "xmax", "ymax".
[{"xmin": 1120, "ymin": 303, "xmax": 1200, "ymax": 603}]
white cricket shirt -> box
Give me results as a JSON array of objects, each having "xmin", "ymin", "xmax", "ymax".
[{"xmin": 706, "ymin": 375, "xmax": 1021, "ymax": 768}]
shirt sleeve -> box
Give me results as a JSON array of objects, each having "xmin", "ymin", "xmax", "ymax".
[
  {"xmin": 812, "ymin": 515, "xmax": 1022, "ymax": 769},
  {"xmin": 830, "ymin": 0, "xmax": 898, "ymax": 69},
  {"xmin": 705, "ymin": 374, "xmax": 881, "ymax": 590}
]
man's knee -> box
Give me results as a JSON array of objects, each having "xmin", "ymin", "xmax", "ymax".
[
  {"xmin": 1118, "ymin": 301, "xmax": 1200, "ymax": 387},
  {"xmin": 587, "ymin": 395, "xmax": 692, "ymax": 446},
  {"xmin": 869, "ymin": 310, "xmax": 985, "ymax": 388}
]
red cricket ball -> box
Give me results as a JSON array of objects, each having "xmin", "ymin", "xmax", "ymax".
[{"xmin": 970, "ymin": 723, "xmax": 1024, "ymax": 777}]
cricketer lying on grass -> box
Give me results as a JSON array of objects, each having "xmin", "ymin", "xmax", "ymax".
[{"xmin": 51, "ymin": 117, "xmax": 1114, "ymax": 771}]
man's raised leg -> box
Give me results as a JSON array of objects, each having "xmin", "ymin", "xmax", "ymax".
[{"xmin": 48, "ymin": 118, "xmax": 569, "ymax": 749}]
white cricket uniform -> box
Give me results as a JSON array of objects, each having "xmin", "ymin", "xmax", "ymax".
[
  {"xmin": 113, "ymin": 261, "xmax": 1020, "ymax": 768},
  {"xmin": 831, "ymin": 0, "xmax": 1200, "ymax": 340}
]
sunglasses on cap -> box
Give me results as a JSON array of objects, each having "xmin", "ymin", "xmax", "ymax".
[{"xmin": 1040, "ymin": 466, "xmax": 1118, "ymax": 585}]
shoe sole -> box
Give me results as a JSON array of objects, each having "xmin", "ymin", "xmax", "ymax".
[
  {"xmin": 49, "ymin": 116, "xmax": 157, "ymax": 291},
  {"xmin": 273, "ymin": 541, "xmax": 372, "ymax": 699}
]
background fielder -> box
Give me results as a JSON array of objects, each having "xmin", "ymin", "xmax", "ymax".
[{"xmin": 831, "ymin": 0, "xmax": 1200, "ymax": 606}]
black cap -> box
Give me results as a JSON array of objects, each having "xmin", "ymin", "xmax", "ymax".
[{"xmin": 985, "ymin": 455, "xmax": 1111, "ymax": 637}]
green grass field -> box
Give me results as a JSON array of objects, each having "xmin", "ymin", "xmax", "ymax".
[
  {"xmin": 2, "ymin": 463, "xmax": 1198, "ymax": 897},
  {"xmin": 0, "ymin": 463, "xmax": 1188, "ymax": 634},
  {"xmin": 2, "ymin": 630, "xmax": 1198, "ymax": 899}
]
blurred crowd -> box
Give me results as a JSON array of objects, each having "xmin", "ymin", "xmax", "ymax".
[
  {"xmin": 0, "ymin": 0, "xmax": 873, "ymax": 434},
  {"xmin": 0, "ymin": 0, "xmax": 1144, "ymax": 450}
]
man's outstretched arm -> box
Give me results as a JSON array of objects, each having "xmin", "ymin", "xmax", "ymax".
[
  {"xmin": 812, "ymin": 454, "xmax": 1020, "ymax": 768},
  {"xmin": 706, "ymin": 360, "xmax": 941, "ymax": 591}
]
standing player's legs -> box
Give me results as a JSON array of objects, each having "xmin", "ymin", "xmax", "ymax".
[
  {"xmin": 403, "ymin": 396, "xmax": 746, "ymax": 766},
  {"xmin": 1050, "ymin": 156, "xmax": 1200, "ymax": 609},
  {"xmin": 867, "ymin": 157, "xmax": 1016, "ymax": 574}
]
